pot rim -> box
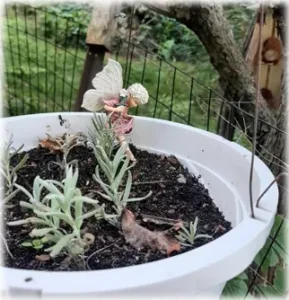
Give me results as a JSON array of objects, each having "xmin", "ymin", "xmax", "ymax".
[{"xmin": 1, "ymin": 113, "xmax": 278, "ymax": 294}]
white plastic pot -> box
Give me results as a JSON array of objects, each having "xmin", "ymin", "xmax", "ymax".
[{"xmin": 1, "ymin": 112, "xmax": 278, "ymax": 298}]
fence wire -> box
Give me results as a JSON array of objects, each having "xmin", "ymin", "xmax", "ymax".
[{"xmin": 2, "ymin": 4, "xmax": 288, "ymax": 298}]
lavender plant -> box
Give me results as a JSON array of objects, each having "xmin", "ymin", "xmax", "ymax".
[
  {"xmin": 176, "ymin": 217, "xmax": 213, "ymax": 247},
  {"xmin": 0, "ymin": 134, "xmax": 28, "ymax": 197},
  {"xmin": 88, "ymin": 112, "xmax": 116, "ymax": 158},
  {"xmin": 93, "ymin": 141, "xmax": 152, "ymax": 223},
  {"xmin": 90, "ymin": 113, "xmax": 152, "ymax": 225},
  {"xmin": 8, "ymin": 166, "xmax": 105, "ymax": 258}
]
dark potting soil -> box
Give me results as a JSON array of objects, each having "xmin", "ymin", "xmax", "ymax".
[{"xmin": 3, "ymin": 144, "xmax": 232, "ymax": 271}]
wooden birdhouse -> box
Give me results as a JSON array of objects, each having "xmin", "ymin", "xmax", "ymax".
[{"xmin": 245, "ymin": 7, "xmax": 283, "ymax": 110}]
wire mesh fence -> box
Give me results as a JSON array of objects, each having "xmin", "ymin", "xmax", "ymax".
[
  {"xmin": 2, "ymin": 4, "xmax": 288, "ymax": 298},
  {"xmin": 3, "ymin": 4, "xmax": 87, "ymax": 115}
]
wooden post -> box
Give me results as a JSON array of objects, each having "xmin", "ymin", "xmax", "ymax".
[{"xmin": 73, "ymin": 3, "xmax": 122, "ymax": 111}]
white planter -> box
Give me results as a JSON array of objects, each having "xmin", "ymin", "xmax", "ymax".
[{"xmin": 1, "ymin": 112, "xmax": 278, "ymax": 298}]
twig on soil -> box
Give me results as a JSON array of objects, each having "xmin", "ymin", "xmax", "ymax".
[
  {"xmin": 141, "ymin": 214, "xmax": 188, "ymax": 227},
  {"xmin": 1, "ymin": 233, "xmax": 14, "ymax": 259},
  {"xmin": 132, "ymin": 180, "xmax": 171, "ymax": 186},
  {"xmin": 85, "ymin": 241, "xmax": 119, "ymax": 270},
  {"xmin": 119, "ymin": 180, "xmax": 171, "ymax": 187}
]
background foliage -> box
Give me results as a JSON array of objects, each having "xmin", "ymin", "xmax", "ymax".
[{"xmin": 3, "ymin": 3, "xmax": 253, "ymax": 131}]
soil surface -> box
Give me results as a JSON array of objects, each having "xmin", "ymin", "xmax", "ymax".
[{"xmin": 3, "ymin": 144, "xmax": 232, "ymax": 271}]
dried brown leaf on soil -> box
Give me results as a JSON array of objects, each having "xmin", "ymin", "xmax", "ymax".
[
  {"xmin": 35, "ymin": 254, "xmax": 51, "ymax": 262},
  {"xmin": 39, "ymin": 135, "xmax": 63, "ymax": 153},
  {"xmin": 38, "ymin": 133, "xmax": 79, "ymax": 153},
  {"xmin": 141, "ymin": 214, "xmax": 185, "ymax": 228},
  {"xmin": 121, "ymin": 209, "xmax": 181, "ymax": 256}
]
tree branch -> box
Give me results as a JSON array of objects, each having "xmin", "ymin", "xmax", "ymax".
[{"xmin": 145, "ymin": 2, "xmax": 275, "ymax": 137}]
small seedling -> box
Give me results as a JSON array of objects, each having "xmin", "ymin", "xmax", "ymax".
[
  {"xmin": 176, "ymin": 217, "xmax": 212, "ymax": 247},
  {"xmin": 21, "ymin": 237, "xmax": 48, "ymax": 250}
]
